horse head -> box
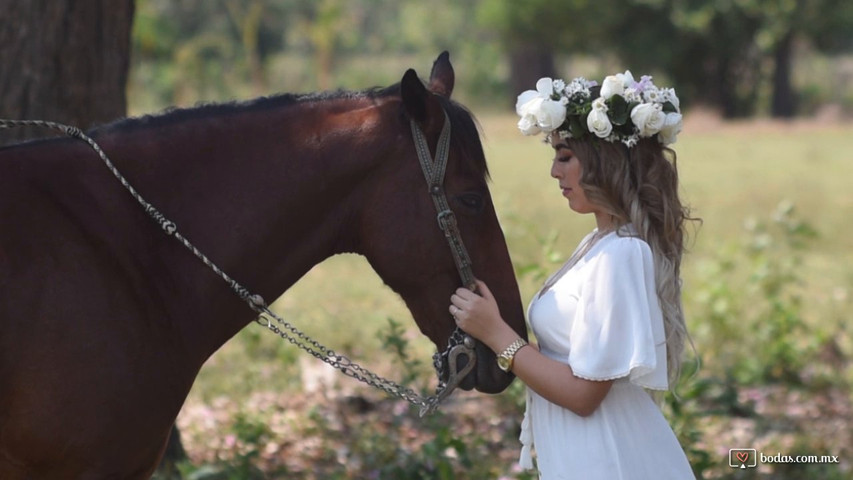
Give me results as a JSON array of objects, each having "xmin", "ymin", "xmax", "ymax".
[{"xmin": 356, "ymin": 53, "xmax": 527, "ymax": 394}]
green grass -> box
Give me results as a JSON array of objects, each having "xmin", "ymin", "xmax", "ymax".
[
  {"xmin": 174, "ymin": 114, "xmax": 853, "ymax": 479},
  {"xmin": 188, "ymin": 114, "xmax": 853, "ymax": 401}
]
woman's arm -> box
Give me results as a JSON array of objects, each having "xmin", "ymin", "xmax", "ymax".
[
  {"xmin": 510, "ymin": 340, "xmax": 612, "ymax": 416},
  {"xmin": 450, "ymin": 280, "xmax": 613, "ymax": 417}
]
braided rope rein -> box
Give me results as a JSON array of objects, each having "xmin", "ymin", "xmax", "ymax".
[{"xmin": 0, "ymin": 118, "xmax": 458, "ymax": 416}]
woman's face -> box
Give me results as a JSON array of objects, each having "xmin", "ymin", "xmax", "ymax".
[{"xmin": 550, "ymin": 141, "xmax": 597, "ymax": 215}]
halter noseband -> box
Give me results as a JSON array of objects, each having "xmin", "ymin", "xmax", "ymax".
[{"xmin": 410, "ymin": 109, "xmax": 479, "ymax": 412}]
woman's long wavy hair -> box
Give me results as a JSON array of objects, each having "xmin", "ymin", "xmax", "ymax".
[{"xmin": 564, "ymin": 136, "xmax": 698, "ymax": 388}]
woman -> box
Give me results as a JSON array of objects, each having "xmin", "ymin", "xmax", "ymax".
[{"xmin": 449, "ymin": 72, "xmax": 696, "ymax": 479}]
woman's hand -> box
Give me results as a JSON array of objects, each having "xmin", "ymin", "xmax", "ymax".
[
  {"xmin": 449, "ymin": 279, "xmax": 519, "ymax": 353},
  {"xmin": 451, "ymin": 282, "xmax": 611, "ymax": 416}
]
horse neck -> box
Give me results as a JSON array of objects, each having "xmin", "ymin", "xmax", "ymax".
[{"xmin": 100, "ymin": 97, "xmax": 395, "ymax": 361}]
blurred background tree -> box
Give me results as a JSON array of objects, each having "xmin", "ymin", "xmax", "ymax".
[
  {"xmin": 125, "ymin": 0, "xmax": 853, "ymax": 119},
  {"xmin": 2, "ymin": 0, "xmax": 852, "ymax": 128}
]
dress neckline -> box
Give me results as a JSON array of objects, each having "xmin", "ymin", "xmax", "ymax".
[{"xmin": 537, "ymin": 223, "xmax": 640, "ymax": 298}]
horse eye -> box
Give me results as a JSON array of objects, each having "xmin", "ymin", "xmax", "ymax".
[{"xmin": 457, "ymin": 193, "xmax": 484, "ymax": 213}]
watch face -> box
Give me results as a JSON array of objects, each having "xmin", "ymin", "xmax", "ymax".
[{"xmin": 497, "ymin": 356, "xmax": 511, "ymax": 371}]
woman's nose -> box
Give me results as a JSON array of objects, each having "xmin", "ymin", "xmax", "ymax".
[{"xmin": 550, "ymin": 160, "xmax": 560, "ymax": 179}]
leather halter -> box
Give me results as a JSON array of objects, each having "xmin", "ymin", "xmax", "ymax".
[{"xmin": 409, "ymin": 109, "xmax": 478, "ymax": 408}]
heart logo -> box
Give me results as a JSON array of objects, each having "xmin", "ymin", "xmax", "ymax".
[{"xmin": 736, "ymin": 452, "xmax": 749, "ymax": 463}]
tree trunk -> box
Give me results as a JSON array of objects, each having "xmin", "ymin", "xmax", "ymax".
[
  {"xmin": 1, "ymin": 3, "xmax": 192, "ymax": 476},
  {"xmin": 0, "ymin": 0, "xmax": 135, "ymax": 145},
  {"xmin": 771, "ymin": 32, "xmax": 796, "ymax": 118},
  {"xmin": 714, "ymin": 56, "xmax": 741, "ymax": 119},
  {"xmin": 508, "ymin": 43, "xmax": 556, "ymax": 108}
]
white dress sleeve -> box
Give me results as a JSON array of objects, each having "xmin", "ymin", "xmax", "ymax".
[{"xmin": 568, "ymin": 236, "xmax": 669, "ymax": 390}]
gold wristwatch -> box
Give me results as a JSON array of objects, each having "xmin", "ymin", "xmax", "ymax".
[{"xmin": 496, "ymin": 338, "xmax": 528, "ymax": 372}]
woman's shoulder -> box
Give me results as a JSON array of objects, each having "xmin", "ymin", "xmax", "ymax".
[{"xmin": 600, "ymin": 226, "xmax": 652, "ymax": 257}]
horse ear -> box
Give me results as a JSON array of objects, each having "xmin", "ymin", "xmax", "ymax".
[
  {"xmin": 401, "ymin": 68, "xmax": 429, "ymax": 123},
  {"xmin": 428, "ymin": 51, "xmax": 454, "ymax": 98}
]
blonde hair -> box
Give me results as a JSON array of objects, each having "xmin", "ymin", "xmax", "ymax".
[{"xmin": 565, "ymin": 137, "xmax": 698, "ymax": 388}]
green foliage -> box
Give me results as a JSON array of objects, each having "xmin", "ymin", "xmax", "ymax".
[
  {"xmin": 478, "ymin": 0, "xmax": 632, "ymax": 58},
  {"xmin": 606, "ymin": 94, "xmax": 631, "ymax": 126},
  {"xmin": 179, "ymin": 410, "xmax": 275, "ymax": 480},
  {"xmin": 130, "ymin": 0, "xmax": 853, "ymax": 118},
  {"xmin": 344, "ymin": 415, "xmax": 476, "ymax": 480},
  {"xmin": 130, "ymin": 0, "xmax": 502, "ymax": 111},
  {"xmin": 663, "ymin": 361, "xmax": 717, "ymax": 478},
  {"xmin": 663, "ymin": 201, "xmax": 852, "ymax": 479},
  {"xmin": 691, "ymin": 201, "xmax": 821, "ymax": 385},
  {"xmin": 377, "ymin": 317, "xmax": 430, "ymax": 391}
]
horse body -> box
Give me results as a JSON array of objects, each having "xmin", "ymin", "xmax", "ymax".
[{"xmin": 0, "ymin": 54, "xmax": 525, "ymax": 478}]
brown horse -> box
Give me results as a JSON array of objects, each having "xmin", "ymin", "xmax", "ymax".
[{"xmin": 0, "ymin": 53, "xmax": 526, "ymax": 478}]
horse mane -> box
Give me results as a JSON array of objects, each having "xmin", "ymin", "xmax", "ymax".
[
  {"xmin": 92, "ymin": 85, "xmax": 402, "ymax": 135},
  {"xmin": 93, "ymin": 84, "xmax": 488, "ymax": 178}
]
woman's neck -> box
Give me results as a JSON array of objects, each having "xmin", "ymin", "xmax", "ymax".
[{"xmin": 594, "ymin": 211, "xmax": 615, "ymax": 232}]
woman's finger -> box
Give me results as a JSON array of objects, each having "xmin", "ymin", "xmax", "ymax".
[
  {"xmin": 475, "ymin": 279, "xmax": 494, "ymax": 302},
  {"xmin": 456, "ymin": 287, "xmax": 480, "ymax": 303}
]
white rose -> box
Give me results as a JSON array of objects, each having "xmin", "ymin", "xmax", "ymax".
[
  {"xmin": 630, "ymin": 102, "xmax": 666, "ymax": 137},
  {"xmin": 516, "ymin": 90, "xmax": 540, "ymax": 116},
  {"xmin": 516, "ymin": 77, "xmax": 566, "ymax": 134},
  {"xmin": 587, "ymin": 108, "xmax": 613, "ymax": 138},
  {"xmin": 517, "ymin": 113, "xmax": 542, "ymax": 136},
  {"xmin": 536, "ymin": 77, "xmax": 556, "ymax": 97},
  {"xmin": 619, "ymin": 70, "xmax": 636, "ymax": 87},
  {"xmin": 600, "ymin": 75, "xmax": 624, "ymax": 99},
  {"xmin": 515, "ymin": 93, "xmax": 544, "ymax": 135},
  {"xmin": 515, "ymin": 77, "xmax": 555, "ymax": 114},
  {"xmin": 658, "ymin": 112, "xmax": 683, "ymax": 145},
  {"xmin": 535, "ymin": 99, "xmax": 567, "ymax": 132}
]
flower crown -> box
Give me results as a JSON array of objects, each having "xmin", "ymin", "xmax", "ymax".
[{"xmin": 516, "ymin": 71, "xmax": 683, "ymax": 147}]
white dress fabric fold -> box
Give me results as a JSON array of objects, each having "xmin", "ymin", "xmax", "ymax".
[{"xmin": 520, "ymin": 226, "xmax": 695, "ymax": 479}]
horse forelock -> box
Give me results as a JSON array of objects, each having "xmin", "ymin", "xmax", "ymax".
[{"xmin": 439, "ymin": 97, "xmax": 489, "ymax": 181}]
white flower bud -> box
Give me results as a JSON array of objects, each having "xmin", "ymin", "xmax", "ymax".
[{"xmin": 600, "ymin": 75, "xmax": 625, "ymax": 99}]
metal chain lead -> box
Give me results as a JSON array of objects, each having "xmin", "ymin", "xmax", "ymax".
[
  {"xmin": 255, "ymin": 310, "xmax": 438, "ymax": 410},
  {"xmin": 0, "ymin": 118, "xmax": 453, "ymax": 416}
]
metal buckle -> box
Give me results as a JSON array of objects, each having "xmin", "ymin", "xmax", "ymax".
[{"xmin": 436, "ymin": 209, "xmax": 456, "ymax": 232}]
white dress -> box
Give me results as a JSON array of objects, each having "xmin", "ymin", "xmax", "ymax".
[{"xmin": 520, "ymin": 226, "xmax": 695, "ymax": 480}]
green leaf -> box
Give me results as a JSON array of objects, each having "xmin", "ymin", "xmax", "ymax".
[
  {"xmin": 569, "ymin": 114, "xmax": 588, "ymax": 138},
  {"xmin": 607, "ymin": 95, "xmax": 630, "ymax": 125}
]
